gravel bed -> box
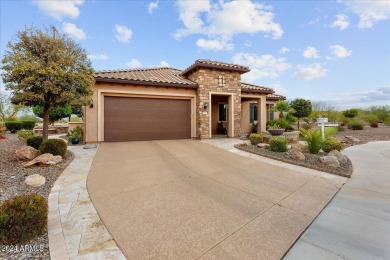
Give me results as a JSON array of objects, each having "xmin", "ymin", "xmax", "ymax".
[
  {"xmin": 338, "ymin": 126, "xmax": 390, "ymax": 144},
  {"xmin": 0, "ymin": 133, "xmax": 74, "ymax": 260},
  {"xmin": 236, "ymin": 144, "xmax": 353, "ymax": 178}
]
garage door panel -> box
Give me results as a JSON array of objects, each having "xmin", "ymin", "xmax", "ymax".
[{"xmin": 104, "ymin": 97, "xmax": 191, "ymax": 142}]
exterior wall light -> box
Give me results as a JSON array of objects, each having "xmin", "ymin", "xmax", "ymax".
[
  {"xmin": 203, "ymin": 102, "xmax": 209, "ymax": 111},
  {"xmin": 89, "ymin": 103, "xmax": 94, "ymax": 108}
]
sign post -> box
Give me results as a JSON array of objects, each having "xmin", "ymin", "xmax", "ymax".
[{"xmin": 317, "ymin": 117, "xmax": 328, "ymax": 140}]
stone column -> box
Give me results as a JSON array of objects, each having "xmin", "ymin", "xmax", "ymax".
[{"xmin": 257, "ymin": 97, "xmax": 267, "ymax": 133}]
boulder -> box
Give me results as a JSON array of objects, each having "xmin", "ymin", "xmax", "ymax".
[
  {"xmin": 286, "ymin": 149, "xmax": 305, "ymax": 161},
  {"xmin": 24, "ymin": 174, "xmax": 45, "ymax": 187},
  {"xmin": 257, "ymin": 143, "xmax": 270, "ymax": 149},
  {"xmin": 328, "ymin": 150, "xmax": 348, "ymax": 164},
  {"xmin": 15, "ymin": 146, "xmax": 39, "ymax": 161},
  {"xmin": 320, "ymin": 156, "xmax": 340, "ymax": 168},
  {"xmin": 24, "ymin": 153, "xmax": 63, "ymax": 167},
  {"xmin": 344, "ymin": 136, "xmax": 360, "ymax": 144},
  {"xmin": 240, "ymin": 135, "xmax": 248, "ymax": 140},
  {"xmin": 239, "ymin": 141, "xmax": 251, "ymax": 146}
]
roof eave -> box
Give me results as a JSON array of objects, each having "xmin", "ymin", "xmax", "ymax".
[
  {"xmin": 180, "ymin": 64, "xmax": 250, "ymax": 77},
  {"xmin": 95, "ymin": 77, "xmax": 198, "ymax": 89},
  {"xmin": 241, "ymin": 89, "xmax": 274, "ymax": 94}
]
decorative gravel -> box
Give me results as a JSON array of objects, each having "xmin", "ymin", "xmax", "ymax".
[
  {"xmin": 0, "ymin": 133, "xmax": 74, "ymax": 260},
  {"xmin": 235, "ymin": 144, "xmax": 353, "ymax": 178},
  {"xmin": 338, "ymin": 126, "xmax": 390, "ymax": 145}
]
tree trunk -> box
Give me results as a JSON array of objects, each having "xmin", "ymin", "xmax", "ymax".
[
  {"xmin": 43, "ymin": 104, "xmax": 50, "ymax": 140},
  {"xmin": 298, "ymin": 119, "xmax": 300, "ymax": 129}
]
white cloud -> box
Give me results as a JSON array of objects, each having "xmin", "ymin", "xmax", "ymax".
[
  {"xmin": 126, "ymin": 59, "xmax": 142, "ymax": 68},
  {"xmin": 174, "ymin": 0, "xmax": 283, "ymax": 51},
  {"xmin": 115, "ymin": 25, "xmax": 133, "ymax": 43},
  {"xmin": 159, "ymin": 61, "xmax": 169, "ymax": 67},
  {"xmin": 87, "ymin": 54, "xmax": 108, "ymax": 61},
  {"xmin": 329, "ymin": 45, "xmax": 352, "ymax": 58},
  {"xmin": 341, "ymin": 0, "xmax": 390, "ymax": 28},
  {"xmin": 233, "ymin": 52, "xmax": 291, "ymax": 82},
  {"xmin": 293, "ymin": 63, "xmax": 327, "ymax": 81},
  {"xmin": 62, "ymin": 22, "xmax": 86, "ymax": 40},
  {"xmin": 279, "ymin": 47, "xmax": 289, "ymax": 54},
  {"xmin": 330, "ymin": 14, "xmax": 350, "ymax": 30},
  {"xmin": 34, "ymin": 0, "xmax": 84, "ymax": 21},
  {"xmin": 266, "ymin": 83, "xmax": 288, "ymax": 95},
  {"xmin": 196, "ymin": 38, "xmax": 233, "ymax": 51},
  {"xmin": 148, "ymin": 0, "xmax": 159, "ymax": 14},
  {"xmin": 303, "ymin": 46, "xmax": 320, "ymax": 59}
]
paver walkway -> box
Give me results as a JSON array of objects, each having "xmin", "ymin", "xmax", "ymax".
[
  {"xmin": 87, "ymin": 140, "xmax": 347, "ymax": 259},
  {"xmin": 285, "ymin": 141, "xmax": 390, "ymax": 259},
  {"xmin": 48, "ymin": 145, "xmax": 125, "ymax": 259}
]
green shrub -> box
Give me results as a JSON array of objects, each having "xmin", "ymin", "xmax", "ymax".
[
  {"xmin": 324, "ymin": 127, "xmax": 339, "ymax": 136},
  {"xmin": 67, "ymin": 126, "xmax": 84, "ymax": 140},
  {"xmin": 26, "ymin": 136, "xmax": 44, "ymax": 150},
  {"xmin": 301, "ymin": 123, "xmax": 312, "ymax": 130},
  {"xmin": 39, "ymin": 139, "xmax": 67, "ymax": 157},
  {"xmin": 301, "ymin": 129, "xmax": 323, "ymax": 154},
  {"xmin": 5, "ymin": 121, "xmax": 23, "ymax": 133},
  {"xmin": 323, "ymin": 138, "xmax": 342, "ymax": 153},
  {"xmin": 363, "ymin": 114, "xmax": 379, "ymax": 124},
  {"xmin": 384, "ymin": 117, "xmax": 390, "ymax": 126},
  {"xmin": 249, "ymin": 133, "xmax": 264, "ymax": 145},
  {"xmin": 342, "ymin": 109, "xmax": 358, "ymax": 118},
  {"xmin": 0, "ymin": 194, "xmax": 47, "ymax": 244},
  {"xmin": 348, "ymin": 120, "xmax": 364, "ymax": 130},
  {"xmin": 269, "ymin": 137, "xmax": 288, "ymax": 152},
  {"xmin": 267, "ymin": 119, "xmax": 293, "ymax": 131},
  {"xmin": 17, "ymin": 130, "xmax": 34, "ymax": 142},
  {"xmin": 21, "ymin": 120, "xmax": 36, "ymax": 130}
]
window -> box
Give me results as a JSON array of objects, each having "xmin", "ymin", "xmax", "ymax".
[
  {"xmin": 250, "ymin": 103, "xmax": 258, "ymax": 123},
  {"xmin": 218, "ymin": 75, "xmax": 225, "ymax": 87},
  {"xmin": 219, "ymin": 103, "xmax": 227, "ymax": 121},
  {"xmin": 269, "ymin": 104, "xmax": 274, "ymax": 120}
]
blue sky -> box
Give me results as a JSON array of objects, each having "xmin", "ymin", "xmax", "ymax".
[{"xmin": 1, "ymin": 0, "xmax": 389, "ymax": 109}]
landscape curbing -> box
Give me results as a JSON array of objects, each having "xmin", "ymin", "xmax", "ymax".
[{"xmin": 47, "ymin": 145, "xmax": 125, "ymax": 260}]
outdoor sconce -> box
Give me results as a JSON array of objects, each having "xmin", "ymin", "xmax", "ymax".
[
  {"xmin": 203, "ymin": 102, "xmax": 209, "ymax": 111},
  {"xmin": 89, "ymin": 103, "xmax": 94, "ymax": 108}
]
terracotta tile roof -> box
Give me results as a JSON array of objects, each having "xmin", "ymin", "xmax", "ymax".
[
  {"xmin": 241, "ymin": 83, "xmax": 274, "ymax": 94},
  {"xmin": 267, "ymin": 93, "xmax": 286, "ymax": 100},
  {"xmin": 181, "ymin": 59, "xmax": 250, "ymax": 76},
  {"xmin": 94, "ymin": 67, "xmax": 198, "ymax": 88}
]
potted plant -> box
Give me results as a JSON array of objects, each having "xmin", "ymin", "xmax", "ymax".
[
  {"xmin": 268, "ymin": 125, "xmax": 285, "ymax": 136},
  {"xmin": 67, "ymin": 126, "xmax": 83, "ymax": 145}
]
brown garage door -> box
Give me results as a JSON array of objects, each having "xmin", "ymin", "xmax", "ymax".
[{"xmin": 104, "ymin": 96, "xmax": 191, "ymax": 142}]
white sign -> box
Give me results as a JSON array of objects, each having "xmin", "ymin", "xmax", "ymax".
[{"xmin": 317, "ymin": 117, "xmax": 328, "ymax": 123}]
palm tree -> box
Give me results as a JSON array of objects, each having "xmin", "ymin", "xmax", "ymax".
[{"xmin": 271, "ymin": 101, "xmax": 295, "ymax": 119}]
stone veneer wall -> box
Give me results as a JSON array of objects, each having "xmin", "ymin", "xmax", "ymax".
[{"xmin": 187, "ymin": 68, "xmax": 242, "ymax": 139}]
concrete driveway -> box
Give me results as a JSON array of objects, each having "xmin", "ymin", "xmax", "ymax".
[{"xmin": 87, "ymin": 140, "xmax": 343, "ymax": 259}]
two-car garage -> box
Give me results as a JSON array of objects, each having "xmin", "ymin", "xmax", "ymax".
[{"xmin": 103, "ymin": 96, "xmax": 192, "ymax": 142}]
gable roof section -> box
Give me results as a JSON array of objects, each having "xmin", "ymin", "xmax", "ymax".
[
  {"xmin": 266, "ymin": 93, "xmax": 286, "ymax": 101},
  {"xmin": 94, "ymin": 67, "xmax": 198, "ymax": 88},
  {"xmin": 241, "ymin": 83, "xmax": 274, "ymax": 94},
  {"xmin": 181, "ymin": 59, "xmax": 250, "ymax": 77}
]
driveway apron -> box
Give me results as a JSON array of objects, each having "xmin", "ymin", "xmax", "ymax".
[{"xmin": 87, "ymin": 140, "xmax": 345, "ymax": 259}]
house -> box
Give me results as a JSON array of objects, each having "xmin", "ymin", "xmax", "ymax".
[{"xmin": 84, "ymin": 59, "xmax": 285, "ymax": 143}]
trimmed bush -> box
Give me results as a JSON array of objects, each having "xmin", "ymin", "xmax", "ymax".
[
  {"xmin": 269, "ymin": 137, "xmax": 288, "ymax": 152},
  {"xmin": 5, "ymin": 121, "xmax": 22, "ymax": 133},
  {"xmin": 39, "ymin": 139, "xmax": 67, "ymax": 157},
  {"xmin": 301, "ymin": 129, "xmax": 323, "ymax": 154},
  {"xmin": 21, "ymin": 120, "xmax": 36, "ymax": 130},
  {"xmin": 370, "ymin": 122, "xmax": 378, "ymax": 128},
  {"xmin": 26, "ymin": 136, "xmax": 44, "ymax": 150},
  {"xmin": 249, "ymin": 133, "xmax": 264, "ymax": 145},
  {"xmin": 342, "ymin": 109, "xmax": 358, "ymax": 118},
  {"xmin": 0, "ymin": 194, "xmax": 48, "ymax": 244},
  {"xmin": 17, "ymin": 130, "xmax": 34, "ymax": 142},
  {"xmin": 348, "ymin": 120, "xmax": 364, "ymax": 130},
  {"xmin": 323, "ymin": 138, "xmax": 342, "ymax": 153}
]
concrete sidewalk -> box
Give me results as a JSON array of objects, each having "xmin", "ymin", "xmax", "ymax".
[
  {"xmin": 285, "ymin": 141, "xmax": 390, "ymax": 260},
  {"xmin": 87, "ymin": 140, "xmax": 347, "ymax": 259}
]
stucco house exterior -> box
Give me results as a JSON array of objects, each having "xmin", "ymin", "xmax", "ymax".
[{"xmin": 84, "ymin": 59, "xmax": 285, "ymax": 143}]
